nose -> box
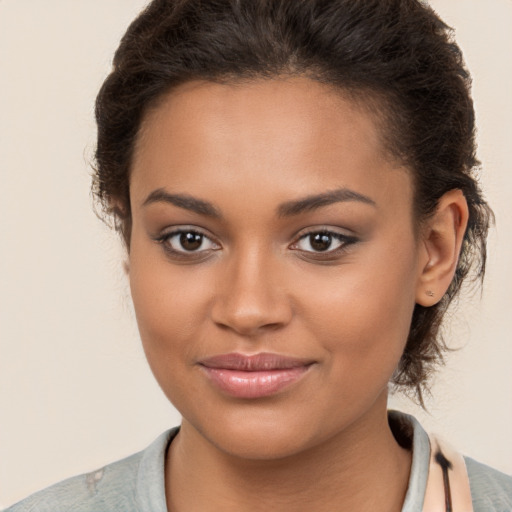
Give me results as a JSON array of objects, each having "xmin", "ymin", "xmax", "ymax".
[{"xmin": 210, "ymin": 247, "xmax": 293, "ymax": 336}]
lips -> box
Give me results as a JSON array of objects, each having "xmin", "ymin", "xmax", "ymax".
[{"xmin": 198, "ymin": 352, "xmax": 314, "ymax": 399}]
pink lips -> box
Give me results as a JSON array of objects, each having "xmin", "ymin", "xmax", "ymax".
[{"xmin": 199, "ymin": 353, "xmax": 313, "ymax": 399}]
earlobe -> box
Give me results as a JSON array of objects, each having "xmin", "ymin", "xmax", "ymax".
[{"xmin": 415, "ymin": 189, "xmax": 469, "ymax": 306}]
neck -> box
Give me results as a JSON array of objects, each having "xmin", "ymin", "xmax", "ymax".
[{"xmin": 165, "ymin": 394, "xmax": 411, "ymax": 512}]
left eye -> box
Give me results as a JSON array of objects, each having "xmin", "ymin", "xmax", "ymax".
[
  {"xmin": 293, "ymin": 231, "xmax": 350, "ymax": 253},
  {"xmin": 163, "ymin": 230, "xmax": 219, "ymax": 253}
]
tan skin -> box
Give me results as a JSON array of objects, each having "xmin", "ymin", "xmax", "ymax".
[{"xmin": 128, "ymin": 77, "xmax": 469, "ymax": 511}]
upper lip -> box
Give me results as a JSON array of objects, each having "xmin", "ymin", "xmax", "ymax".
[{"xmin": 199, "ymin": 352, "xmax": 314, "ymax": 371}]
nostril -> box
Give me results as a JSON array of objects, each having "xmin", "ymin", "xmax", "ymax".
[{"xmin": 211, "ymin": 302, "xmax": 292, "ymax": 336}]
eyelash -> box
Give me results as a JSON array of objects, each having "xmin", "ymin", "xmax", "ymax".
[
  {"xmin": 153, "ymin": 227, "xmax": 358, "ymax": 261},
  {"xmin": 290, "ymin": 229, "xmax": 358, "ymax": 259},
  {"xmin": 154, "ymin": 228, "xmax": 220, "ymax": 260}
]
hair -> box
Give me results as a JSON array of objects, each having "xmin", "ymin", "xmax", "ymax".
[{"xmin": 93, "ymin": 0, "xmax": 493, "ymax": 403}]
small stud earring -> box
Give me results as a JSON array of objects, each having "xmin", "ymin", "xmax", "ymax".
[{"xmin": 426, "ymin": 290, "xmax": 435, "ymax": 297}]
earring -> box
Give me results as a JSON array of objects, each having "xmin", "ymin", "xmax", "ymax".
[{"xmin": 426, "ymin": 290, "xmax": 435, "ymax": 297}]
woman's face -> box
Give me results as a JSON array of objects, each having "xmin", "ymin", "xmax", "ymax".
[{"xmin": 129, "ymin": 78, "xmax": 425, "ymax": 459}]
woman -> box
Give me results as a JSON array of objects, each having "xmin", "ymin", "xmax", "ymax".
[{"xmin": 4, "ymin": 0, "xmax": 511, "ymax": 510}]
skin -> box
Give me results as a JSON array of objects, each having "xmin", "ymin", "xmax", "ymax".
[{"xmin": 128, "ymin": 77, "xmax": 468, "ymax": 511}]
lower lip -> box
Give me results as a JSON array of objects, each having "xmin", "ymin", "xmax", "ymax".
[{"xmin": 200, "ymin": 366, "xmax": 311, "ymax": 399}]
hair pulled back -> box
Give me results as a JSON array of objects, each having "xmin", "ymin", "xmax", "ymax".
[{"xmin": 93, "ymin": 0, "xmax": 492, "ymax": 402}]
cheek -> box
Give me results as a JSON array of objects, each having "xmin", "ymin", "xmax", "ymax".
[
  {"xmin": 129, "ymin": 265, "xmax": 213, "ymax": 411},
  {"xmin": 296, "ymin": 248, "xmax": 418, "ymax": 384},
  {"xmin": 128, "ymin": 244, "xmax": 212, "ymax": 367}
]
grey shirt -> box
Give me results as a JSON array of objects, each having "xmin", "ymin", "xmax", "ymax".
[{"xmin": 4, "ymin": 412, "xmax": 512, "ymax": 511}]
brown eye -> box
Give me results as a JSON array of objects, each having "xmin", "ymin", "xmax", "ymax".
[
  {"xmin": 180, "ymin": 232, "xmax": 203, "ymax": 251},
  {"xmin": 309, "ymin": 233, "xmax": 333, "ymax": 252},
  {"xmin": 159, "ymin": 229, "xmax": 219, "ymax": 255},
  {"xmin": 292, "ymin": 229, "xmax": 357, "ymax": 256}
]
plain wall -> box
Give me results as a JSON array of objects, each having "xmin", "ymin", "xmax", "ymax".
[{"xmin": 1, "ymin": 0, "xmax": 511, "ymax": 507}]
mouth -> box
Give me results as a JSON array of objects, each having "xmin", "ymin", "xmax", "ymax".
[{"xmin": 198, "ymin": 352, "xmax": 314, "ymax": 399}]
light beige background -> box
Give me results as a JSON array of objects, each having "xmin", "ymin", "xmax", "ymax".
[{"xmin": 0, "ymin": 0, "xmax": 511, "ymax": 507}]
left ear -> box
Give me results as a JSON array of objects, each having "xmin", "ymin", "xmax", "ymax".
[{"xmin": 415, "ymin": 189, "xmax": 469, "ymax": 306}]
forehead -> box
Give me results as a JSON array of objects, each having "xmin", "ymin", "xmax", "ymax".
[
  {"xmin": 130, "ymin": 77, "xmax": 412, "ymax": 214},
  {"xmin": 136, "ymin": 77, "xmax": 385, "ymax": 164}
]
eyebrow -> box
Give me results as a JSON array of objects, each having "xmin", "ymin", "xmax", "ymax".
[
  {"xmin": 277, "ymin": 188, "xmax": 376, "ymax": 217},
  {"xmin": 143, "ymin": 186, "xmax": 375, "ymax": 219},
  {"xmin": 143, "ymin": 189, "xmax": 222, "ymax": 218}
]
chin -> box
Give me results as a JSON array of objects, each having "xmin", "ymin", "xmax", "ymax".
[
  {"xmin": 208, "ymin": 423, "xmax": 316, "ymax": 461},
  {"xmin": 182, "ymin": 400, "xmax": 356, "ymax": 462}
]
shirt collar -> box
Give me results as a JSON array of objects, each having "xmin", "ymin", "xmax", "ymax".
[
  {"xmin": 390, "ymin": 410, "xmax": 431, "ymax": 512},
  {"xmin": 134, "ymin": 413, "xmax": 429, "ymax": 511},
  {"xmin": 136, "ymin": 427, "xmax": 179, "ymax": 512}
]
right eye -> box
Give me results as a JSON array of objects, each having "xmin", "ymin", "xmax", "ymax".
[{"xmin": 156, "ymin": 228, "xmax": 220, "ymax": 258}]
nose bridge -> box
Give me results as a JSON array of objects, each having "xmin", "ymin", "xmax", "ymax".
[{"xmin": 211, "ymin": 241, "xmax": 291, "ymax": 335}]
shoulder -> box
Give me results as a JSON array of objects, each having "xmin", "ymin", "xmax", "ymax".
[
  {"xmin": 465, "ymin": 456, "xmax": 512, "ymax": 512},
  {"xmin": 3, "ymin": 454, "xmax": 140, "ymax": 512},
  {"xmin": 389, "ymin": 410, "xmax": 512, "ymax": 512},
  {"xmin": 3, "ymin": 429, "xmax": 175, "ymax": 512}
]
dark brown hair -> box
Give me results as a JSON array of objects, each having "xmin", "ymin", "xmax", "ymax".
[{"xmin": 93, "ymin": 0, "xmax": 492, "ymax": 402}]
